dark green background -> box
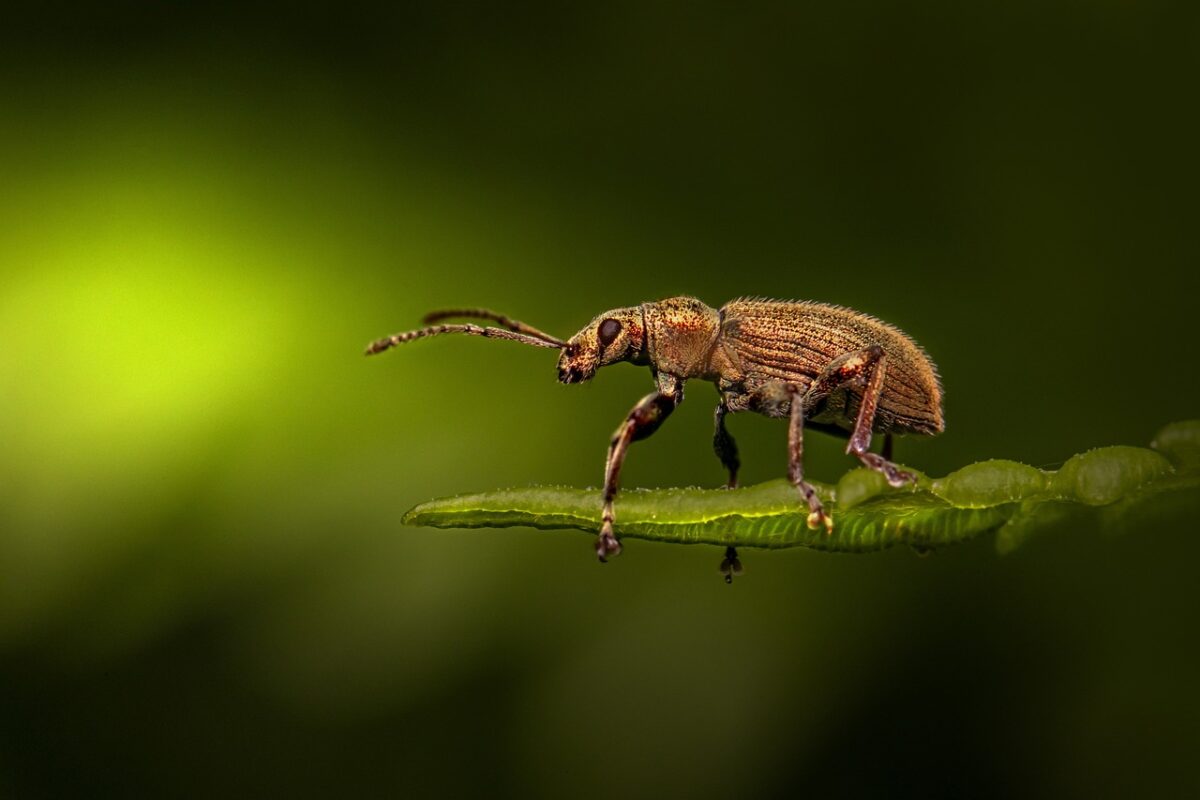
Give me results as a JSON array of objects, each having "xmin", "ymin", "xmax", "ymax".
[{"xmin": 2, "ymin": 3, "xmax": 1197, "ymax": 797}]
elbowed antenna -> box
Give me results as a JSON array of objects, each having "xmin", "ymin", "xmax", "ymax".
[
  {"xmin": 422, "ymin": 308, "xmax": 567, "ymax": 348},
  {"xmin": 365, "ymin": 323, "xmax": 564, "ymax": 356}
]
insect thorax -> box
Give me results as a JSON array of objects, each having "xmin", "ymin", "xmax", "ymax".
[{"xmin": 642, "ymin": 297, "xmax": 722, "ymax": 378}]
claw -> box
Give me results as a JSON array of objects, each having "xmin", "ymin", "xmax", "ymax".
[
  {"xmin": 861, "ymin": 452, "xmax": 918, "ymax": 488},
  {"xmin": 806, "ymin": 508, "xmax": 834, "ymax": 534},
  {"xmin": 596, "ymin": 521, "xmax": 622, "ymax": 562},
  {"xmin": 719, "ymin": 546, "xmax": 743, "ymax": 584}
]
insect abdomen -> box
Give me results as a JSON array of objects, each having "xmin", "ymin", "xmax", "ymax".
[{"xmin": 718, "ymin": 299, "xmax": 944, "ymax": 435}]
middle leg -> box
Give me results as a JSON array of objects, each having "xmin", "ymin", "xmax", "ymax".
[
  {"xmin": 712, "ymin": 401, "xmax": 741, "ymax": 488},
  {"xmin": 786, "ymin": 384, "xmax": 834, "ymax": 532},
  {"xmin": 744, "ymin": 380, "xmax": 832, "ymax": 532},
  {"xmin": 712, "ymin": 400, "xmax": 747, "ymax": 578}
]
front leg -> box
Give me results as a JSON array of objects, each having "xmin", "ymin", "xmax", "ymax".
[{"xmin": 597, "ymin": 375, "xmax": 683, "ymax": 561}]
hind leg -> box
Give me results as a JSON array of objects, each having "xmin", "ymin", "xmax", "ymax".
[{"xmin": 803, "ymin": 346, "xmax": 915, "ymax": 487}]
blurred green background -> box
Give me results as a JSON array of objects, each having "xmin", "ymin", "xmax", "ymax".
[{"xmin": 2, "ymin": 2, "xmax": 1197, "ymax": 797}]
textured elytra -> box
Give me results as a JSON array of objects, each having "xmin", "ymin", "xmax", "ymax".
[{"xmin": 713, "ymin": 298, "xmax": 943, "ymax": 434}]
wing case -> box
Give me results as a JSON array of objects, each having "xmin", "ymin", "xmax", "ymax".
[{"xmin": 717, "ymin": 299, "xmax": 943, "ymax": 435}]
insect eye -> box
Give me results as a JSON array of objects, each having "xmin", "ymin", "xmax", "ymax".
[{"xmin": 598, "ymin": 318, "xmax": 622, "ymax": 347}]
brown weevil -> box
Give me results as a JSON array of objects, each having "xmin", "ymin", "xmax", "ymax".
[{"xmin": 367, "ymin": 297, "xmax": 944, "ymax": 564}]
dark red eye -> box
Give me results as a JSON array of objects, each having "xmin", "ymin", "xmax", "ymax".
[{"xmin": 598, "ymin": 318, "xmax": 622, "ymax": 347}]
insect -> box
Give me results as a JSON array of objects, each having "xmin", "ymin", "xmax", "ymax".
[{"xmin": 367, "ymin": 297, "xmax": 944, "ymax": 564}]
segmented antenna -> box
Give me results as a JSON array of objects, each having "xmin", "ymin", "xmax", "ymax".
[
  {"xmin": 422, "ymin": 308, "xmax": 567, "ymax": 347},
  {"xmin": 365, "ymin": 323, "xmax": 563, "ymax": 355}
]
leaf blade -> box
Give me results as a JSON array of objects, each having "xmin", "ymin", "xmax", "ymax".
[{"xmin": 402, "ymin": 422, "xmax": 1200, "ymax": 554}]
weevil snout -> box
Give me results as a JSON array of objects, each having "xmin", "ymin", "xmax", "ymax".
[
  {"xmin": 556, "ymin": 349, "xmax": 591, "ymax": 384},
  {"xmin": 556, "ymin": 338, "xmax": 600, "ymax": 383}
]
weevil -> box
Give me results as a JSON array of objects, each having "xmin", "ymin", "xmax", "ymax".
[{"xmin": 367, "ymin": 297, "xmax": 944, "ymax": 564}]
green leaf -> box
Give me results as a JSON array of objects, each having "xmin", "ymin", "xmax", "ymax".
[{"xmin": 403, "ymin": 422, "xmax": 1200, "ymax": 554}]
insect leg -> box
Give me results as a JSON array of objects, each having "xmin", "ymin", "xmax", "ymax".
[
  {"xmin": 712, "ymin": 401, "xmax": 741, "ymax": 488},
  {"xmin": 598, "ymin": 383, "xmax": 682, "ymax": 561},
  {"xmin": 804, "ymin": 346, "xmax": 915, "ymax": 487},
  {"xmin": 786, "ymin": 384, "xmax": 833, "ymax": 533},
  {"xmin": 719, "ymin": 546, "xmax": 743, "ymax": 584},
  {"xmin": 714, "ymin": 402, "xmax": 743, "ymax": 577}
]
